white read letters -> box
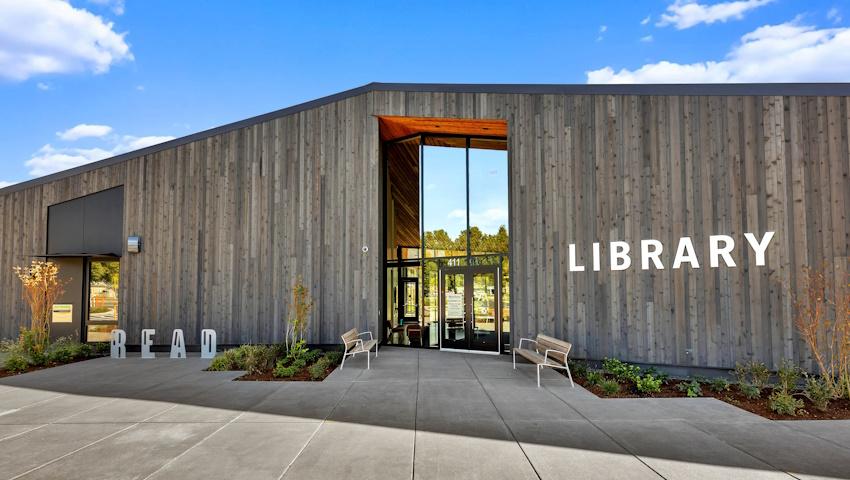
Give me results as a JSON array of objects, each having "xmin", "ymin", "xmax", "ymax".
[{"xmin": 109, "ymin": 329, "xmax": 217, "ymax": 359}]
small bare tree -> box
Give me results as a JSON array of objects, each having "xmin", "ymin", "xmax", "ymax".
[
  {"xmin": 285, "ymin": 276, "xmax": 314, "ymax": 353},
  {"xmin": 793, "ymin": 265, "xmax": 850, "ymax": 399},
  {"xmin": 12, "ymin": 260, "xmax": 66, "ymax": 353}
]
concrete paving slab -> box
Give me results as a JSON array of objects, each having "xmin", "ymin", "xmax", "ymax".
[
  {"xmin": 690, "ymin": 420, "xmax": 850, "ymax": 479},
  {"xmin": 0, "ymin": 423, "xmax": 132, "ymax": 479},
  {"xmin": 414, "ymin": 426, "xmax": 538, "ymax": 480},
  {"xmin": 778, "ymin": 420, "xmax": 850, "ymax": 449},
  {"xmin": 283, "ymin": 422, "xmax": 414, "ymax": 480},
  {"xmin": 479, "ymin": 378, "xmax": 585, "ymax": 421},
  {"xmin": 147, "ymin": 422, "xmax": 318, "ymax": 480},
  {"xmin": 147, "ymin": 404, "xmax": 242, "ymax": 423},
  {"xmin": 329, "ymin": 380, "xmax": 417, "ymax": 429},
  {"xmin": 0, "ymin": 388, "xmax": 64, "ymax": 410},
  {"xmin": 19, "ymin": 422, "xmax": 223, "ymax": 480},
  {"xmin": 507, "ymin": 419, "xmax": 661, "ymax": 480},
  {"xmin": 594, "ymin": 419, "xmax": 789, "ymax": 479},
  {"xmin": 56, "ymin": 398, "xmax": 175, "ymax": 423},
  {"xmin": 0, "ymin": 394, "xmax": 115, "ymax": 425},
  {"xmin": 416, "ymin": 379, "xmax": 503, "ymax": 427},
  {"xmin": 0, "ymin": 424, "xmax": 44, "ymax": 441},
  {"xmin": 237, "ymin": 382, "xmax": 350, "ymax": 422}
]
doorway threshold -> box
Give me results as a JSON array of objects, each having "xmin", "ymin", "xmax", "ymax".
[{"xmin": 439, "ymin": 347, "xmax": 501, "ymax": 355}]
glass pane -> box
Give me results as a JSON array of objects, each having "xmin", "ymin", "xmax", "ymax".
[
  {"xmin": 443, "ymin": 272, "xmax": 465, "ymax": 344},
  {"xmin": 422, "ymin": 143, "xmax": 467, "ymax": 258},
  {"xmin": 88, "ymin": 260, "xmax": 119, "ymax": 342},
  {"xmin": 403, "ymin": 281, "xmax": 417, "ymax": 317},
  {"xmin": 423, "ymin": 260, "xmax": 439, "ymax": 347},
  {"xmin": 472, "ymin": 272, "xmax": 499, "ymax": 349},
  {"xmin": 468, "ymin": 145, "xmax": 509, "ymax": 256}
]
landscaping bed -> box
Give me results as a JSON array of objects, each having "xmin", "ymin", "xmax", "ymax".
[
  {"xmin": 0, "ymin": 336, "xmax": 108, "ymax": 378},
  {"xmin": 205, "ymin": 343, "xmax": 343, "ymax": 381},
  {"xmin": 569, "ymin": 357, "xmax": 850, "ymax": 420}
]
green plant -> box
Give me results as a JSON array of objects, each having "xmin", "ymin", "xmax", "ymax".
[
  {"xmin": 206, "ymin": 347, "xmax": 248, "ymax": 371},
  {"xmin": 792, "ymin": 265, "xmax": 850, "ymax": 399},
  {"xmin": 45, "ymin": 336, "xmax": 93, "ymax": 363},
  {"xmin": 273, "ymin": 356, "xmax": 307, "ymax": 378},
  {"xmin": 643, "ymin": 366, "xmax": 670, "ymax": 384},
  {"xmin": 13, "ymin": 261, "xmax": 66, "ymax": 353},
  {"xmin": 241, "ymin": 345, "xmax": 276, "ymax": 375},
  {"xmin": 803, "ymin": 375, "xmax": 833, "ymax": 412},
  {"xmin": 568, "ymin": 360, "xmax": 588, "ymax": 379},
  {"xmin": 740, "ymin": 383, "xmax": 761, "ymax": 400},
  {"xmin": 308, "ymin": 356, "xmax": 333, "ymax": 380},
  {"xmin": 3, "ymin": 353, "xmax": 29, "ymax": 373},
  {"xmin": 769, "ymin": 390, "xmax": 804, "ymax": 416},
  {"xmin": 776, "ymin": 359, "xmax": 802, "ymax": 394},
  {"xmin": 585, "ymin": 370, "xmax": 604, "ymax": 386},
  {"xmin": 709, "ymin": 377, "xmax": 730, "ymax": 393},
  {"xmin": 324, "ymin": 350, "xmax": 343, "ymax": 365},
  {"xmin": 635, "ymin": 374, "xmax": 662, "ymax": 394},
  {"xmin": 677, "ymin": 379, "xmax": 702, "ymax": 397},
  {"xmin": 285, "ymin": 276, "xmax": 314, "ymax": 353},
  {"xmin": 598, "ymin": 379, "xmax": 621, "ymax": 396},
  {"xmin": 602, "ymin": 358, "xmax": 641, "ymax": 383}
]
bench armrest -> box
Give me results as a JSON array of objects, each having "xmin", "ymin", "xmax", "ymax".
[
  {"xmin": 356, "ymin": 331, "xmax": 374, "ymax": 341},
  {"xmin": 543, "ymin": 348, "xmax": 568, "ymax": 365},
  {"xmin": 518, "ymin": 337, "xmax": 538, "ymax": 349},
  {"xmin": 344, "ymin": 338, "xmax": 364, "ymax": 352}
]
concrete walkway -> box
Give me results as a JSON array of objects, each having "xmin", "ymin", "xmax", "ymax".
[{"xmin": 1, "ymin": 347, "xmax": 849, "ymax": 479}]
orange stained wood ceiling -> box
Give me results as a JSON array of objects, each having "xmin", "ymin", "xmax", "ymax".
[{"xmin": 377, "ymin": 116, "xmax": 507, "ymax": 142}]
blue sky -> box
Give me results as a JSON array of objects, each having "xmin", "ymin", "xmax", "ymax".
[{"xmin": 0, "ymin": 0, "xmax": 848, "ymax": 187}]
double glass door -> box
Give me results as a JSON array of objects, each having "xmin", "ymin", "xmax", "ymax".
[{"xmin": 440, "ymin": 265, "xmax": 501, "ymax": 353}]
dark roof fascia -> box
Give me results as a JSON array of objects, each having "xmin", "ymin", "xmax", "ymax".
[{"xmin": 3, "ymin": 81, "xmax": 850, "ymax": 196}]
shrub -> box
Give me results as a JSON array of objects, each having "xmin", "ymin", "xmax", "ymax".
[
  {"xmin": 803, "ymin": 375, "xmax": 833, "ymax": 412},
  {"xmin": 206, "ymin": 347, "xmax": 248, "ymax": 371},
  {"xmin": 598, "ymin": 379, "xmax": 620, "ymax": 396},
  {"xmin": 635, "ymin": 374, "xmax": 662, "ymax": 394},
  {"xmin": 709, "ymin": 377, "xmax": 730, "ymax": 393},
  {"xmin": 4, "ymin": 353, "xmax": 29, "ymax": 373},
  {"xmin": 308, "ymin": 356, "xmax": 332, "ymax": 380},
  {"xmin": 273, "ymin": 356, "xmax": 306, "ymax": 378},
  {"xmin": 241, "ymin": 345, "xmax": 276, "ymax": 375},
  {"xmin": 45, "ymin": 336, "xmax": 93, "ymax": 364},
  {"xmin": 602, "ymin": 358, "xmax": 641, "ymax": 383},
  {"xmin": 568, "ymin": 360, "xmax": 588, "ymax": 379},
  {"xmin": 776, "ymin": 359, "xmax": 802, "ymax": 394},
  {"xmin": 769, "ymin": 390, "xmax": 804, "ymax": 416},
  {"xmin": 13, "ymin": 261, "xmax": 66, "ymax": 353},
  {"xmin": 677, "ymin": 379, "xmax": 702, "ymax": 397},
  {"xmin": 643, "ymin": 366, "xmax": 670, "ymax": 384},
  {"xmin": 585, "ymin": 370, "xmax": 604, "ymax": 386},
  {"xmin": 740, "ymin": 383, "xmax": 761, "ymax": 400},
  {"xmin": 324, "ymin": 350, "xmax": 343, "ymax": 365}
]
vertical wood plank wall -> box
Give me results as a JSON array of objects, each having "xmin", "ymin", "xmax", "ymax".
[{"xmin": 1, "ymin": 91, "xmax": 848, "ymax": 369}]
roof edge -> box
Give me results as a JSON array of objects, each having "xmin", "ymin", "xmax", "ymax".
[{"xmin": 2, "ymin": 81, "xmax": 849, "ymax": 196}]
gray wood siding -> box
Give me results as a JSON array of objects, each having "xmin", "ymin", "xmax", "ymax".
[{"xmin": 1, "ymin": 90, "xmax": 848, "ymax": 370}]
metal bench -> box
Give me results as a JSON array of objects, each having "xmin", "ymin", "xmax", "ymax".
[
  {"xmin": 512, "ymin": 334, "xmax": 574, "ymax": 387},
  {"xmin": 340, "ymin": 328, "xmax": 378, "ymax": 369}
]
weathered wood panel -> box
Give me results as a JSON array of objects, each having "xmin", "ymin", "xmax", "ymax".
[{"xmin": 1, "ymin": 90, "xmax": 848, "ymax": 370}]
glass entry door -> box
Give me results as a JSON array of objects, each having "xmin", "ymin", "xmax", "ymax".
[{"xmin": 439, "ymin": 265, "xmax": 501, "ymax": 353}]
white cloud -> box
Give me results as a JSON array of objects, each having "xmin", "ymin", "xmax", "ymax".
[
  {"xmin": 828, "ymin": 8, "xmax": 842, "ymax": 24},
  {"xmin": 641, "ymin": 35, "xmax": 654, "ymax": 42},
  {"xmin": 587, "ymin": 20, "xmax": 850, "ymax": 83},
  {"xmin": 87, "ymin": 0, "xmax": 125, "ymax": 15},
  {"xmin": 599, "ymin": 25, "xmax": 608, "ymax": 33},
  {"xmin": 36, "ymin": 82, "xmax": 50, "ymax": 90},
  {"xmin": 25, "ymin": 134, "xmax": 175, "ymax": 176},
  {"xmin": 0, "ymin": 180, "xmax": 16, "ymax": 188},
  {"xmin": 641, "ymin": 15, "xmax": 651, "ymax": 25},
  {"xmin": 446, "ymin": 207, "xmax": 508, "ymax": 233},
  {"xmin": 57, "ymin": 123, "xmax": 113, "ymax": 141},
  {"xmin": 0, "ymin": 0, "xmax": 133, "ymax": 81},
  {"xmin": 135, "ymin": 84, "xmax": 144, "ymax": 91},
  {"xmin": 658, "ymin": 0, "xmax": 775, "ymax": 30}
]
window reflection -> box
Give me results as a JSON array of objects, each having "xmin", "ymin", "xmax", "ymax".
[{"xmin": 87, "ymin": 259, "xmax": 119, "ymax": 342}]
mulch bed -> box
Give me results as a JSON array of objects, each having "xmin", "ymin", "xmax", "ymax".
[
  {"xmin": 574, "ymin": 375, "xmax": 850, "ymax": 420},
  {"xmin": 235, "ymin": 363, "xmax": 337, "ymax": 382},
  {"xmin": 0, "ymin": 356, "xmax": 101, "ymax": 379}
]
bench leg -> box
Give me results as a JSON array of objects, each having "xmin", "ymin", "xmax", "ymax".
[
  {"xmin": 375, "ymin": 343, "xmax": 378, "ymax": 357},
  {"xmin": 340, "ymin": 352, "xmax": 346, "ymax": 370},
  {"xmin": 565, "ymin": 363, "xmax": 575, "ymax": 388},
  {"xmin": 512, "ymin": 350, "xmax": 516, "ymax": 369},
  {"xmin": 367, "ymin": 351, "xmax": 370, "ymax": 370},
  {"xmin": 537, "ymin": 364, "xmax": 541, "ymax": 388}
]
